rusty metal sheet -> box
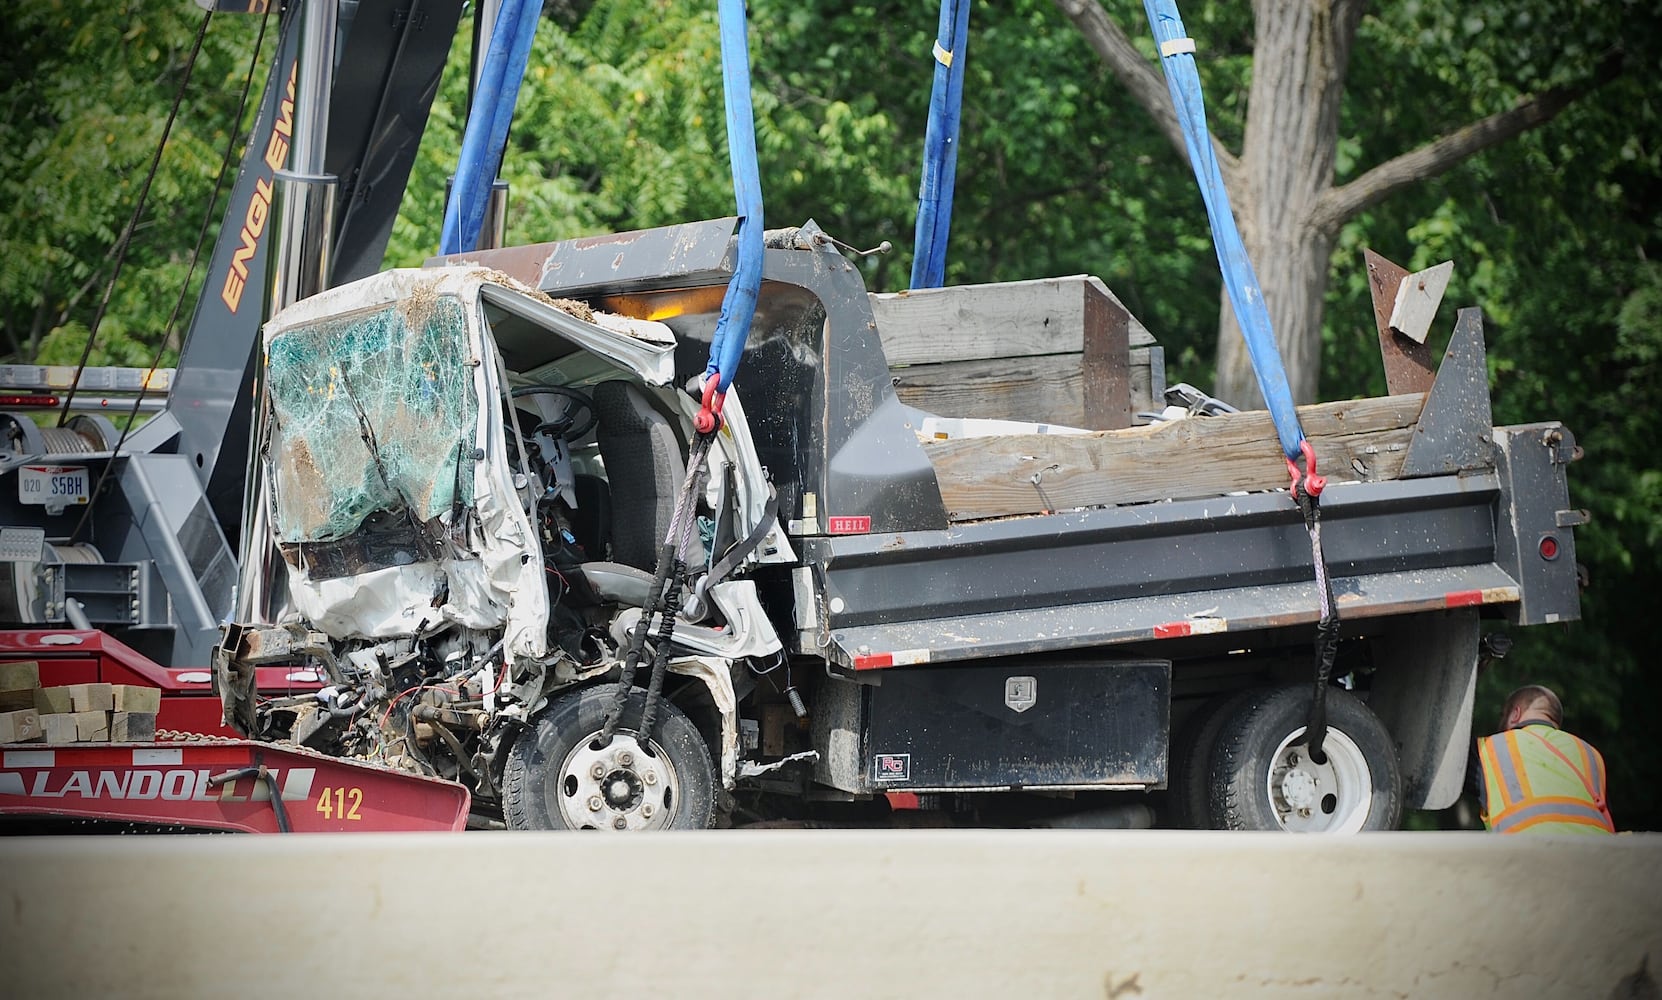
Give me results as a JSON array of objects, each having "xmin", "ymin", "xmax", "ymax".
[{"xmin": 1364, "ymin": 248, "xmax": 1436, "ymax": 395}]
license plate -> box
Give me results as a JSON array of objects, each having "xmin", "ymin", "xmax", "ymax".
[{"xmin": 17, "ymin": 465, "xmax": 90, "ymax": 506}]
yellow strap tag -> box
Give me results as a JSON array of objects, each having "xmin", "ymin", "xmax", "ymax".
[
  {"xmin": 1159, "ymin": 37, "xmax": 1197, "ymax": 57},
  {"xmin": 932, "ymin": 39, "xmax": 953, "ymax": 67}
]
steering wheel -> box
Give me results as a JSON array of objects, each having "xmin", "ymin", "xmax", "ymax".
[{"xmin": 510, "ymin": 385, "xmax": 598, "ymax": 441}]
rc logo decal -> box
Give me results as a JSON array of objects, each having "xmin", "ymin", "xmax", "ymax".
[
  {"xmin": 873, "ymin": 753, "xmax": 911, "ymax": 782},
  {"xmin": 1005, "ymin": 675, "xmax": 1037, "ymax": 713}
]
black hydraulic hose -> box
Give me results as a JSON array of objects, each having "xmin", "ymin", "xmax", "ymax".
[
  {"xmin": 686, "ymin": 480, "xmax": 779, "ymax": 618},
  {"xmin": 601, "ymin": 430, "xmax": 712, "ymax": 745},
  {"xmin": 600, "ymin": 541, "xmax": 677, "ymax": 743},
  {"xmin": 260, "ymin": 765, "xmax": 292, "ymax": 833},
  {"xmin": 636, "ymin": 557, "xmax": 688, "ymax": 745},
  {"xmin": 637, "ymin": 433, "xmax": 713, "ymax": 743},
  {"xmin": 206, "ymin": 759, "xmax": 291, "ymax": 833}
]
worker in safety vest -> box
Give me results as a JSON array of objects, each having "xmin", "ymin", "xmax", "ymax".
[{"xmin": 1475, "ymin": 685, "xmax": 1614, "ymax": 835}]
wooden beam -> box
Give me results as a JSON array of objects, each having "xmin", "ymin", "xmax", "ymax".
[
  {"xmin": 924, "ymin": 394, "xmax": 1427, "ymax": 520},
  {"xmin": 1130, "ymin": 345, "xmax": 1166, "ymax": 416},
  {"xmin": 874, "ymin": 275, "xmax": 1160, "ymax": 426}
]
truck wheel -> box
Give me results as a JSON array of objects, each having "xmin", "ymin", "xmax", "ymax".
[
  {"xmin": 1208, "ymin": 685, "xmax": 1401, "ymax": 833},
  {"xmin": 1167, "ymin": 689, "xmax": 1257, "ymax": 829},
  {"xmin": 503, "ymin": 684, "xmax": 716, "ymax": 830}
]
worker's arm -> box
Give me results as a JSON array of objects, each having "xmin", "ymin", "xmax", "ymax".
[{"xmin": 1464, "ymin": 738, "xmax": 1487, "ymax": 815}]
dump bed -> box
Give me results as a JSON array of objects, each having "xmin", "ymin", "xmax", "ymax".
[{"xmin": 438, "ymin": 219, "xmax": 1584, "ymax": 675}]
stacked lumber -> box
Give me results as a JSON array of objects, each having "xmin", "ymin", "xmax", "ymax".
[{"xmin": 0, "ymin": 662, "xmax": 159, "ymax": 745}]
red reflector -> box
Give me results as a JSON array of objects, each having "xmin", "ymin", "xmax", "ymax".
[
  {"xmin": 1539, "ymin": 535, "xmax": 1560, "ymax": 560},
  {"xmin": 1445, "ymin": 590, "xmax": 1484, "ymax": 607},
  {"xmin": 0, "ymin": 395, "xmax": 60, "ymax": 407},
  {"xmin": 1153, "ymin": 622, "xmax": 1193, "ymax": 639},
  {"xmin": 853, "ymin": 652, "xmax": 893, "ymax": 671},
  {"xmin": 885, "ymin": 791, "xmax": 922, "ymax": 811}
]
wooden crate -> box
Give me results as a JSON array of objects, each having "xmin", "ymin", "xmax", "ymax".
[{"xmin": 872, "ymin": 275, "xmax": 1161, "ymax": 430}]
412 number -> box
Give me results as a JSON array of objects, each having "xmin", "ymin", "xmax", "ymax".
[{"xmin": 315, "ymin": 786, "xmax": 364, "ymax": 821}]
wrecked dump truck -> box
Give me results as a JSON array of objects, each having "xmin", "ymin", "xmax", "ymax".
[{"xmin": 214, "ymin": 217, "xmax": 1584, "ymax": 832}]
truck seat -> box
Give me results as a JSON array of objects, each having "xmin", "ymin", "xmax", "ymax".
[{"xmin": 592, "ymin": 381, "xmax": 684, "ymax": 571}]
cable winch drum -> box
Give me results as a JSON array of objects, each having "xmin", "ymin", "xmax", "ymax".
[{"xmin": 0, "ymin": 413, "xmax": 120, "ymax": 456}]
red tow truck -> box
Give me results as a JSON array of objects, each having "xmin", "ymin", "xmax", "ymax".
[
  {"xmin": 0, "ymin": 632, "xmax": 468, "ymax": 832},
  {"xmin": 0, "ymin": 0, "xmax": 488, "ymax": 832}
]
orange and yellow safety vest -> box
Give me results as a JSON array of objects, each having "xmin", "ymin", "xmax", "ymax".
[{"xmin": 1477, "ymin": 723, "xmax": 1613, "ymax": 835}]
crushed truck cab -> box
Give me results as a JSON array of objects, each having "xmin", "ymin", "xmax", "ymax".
[{"xmin": 218, "ymin": 263, "xmax": 793, "ymax": 827}]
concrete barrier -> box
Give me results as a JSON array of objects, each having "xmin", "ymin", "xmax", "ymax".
[{"xmin": 1, "ymin": 831, "xmax": 1657, "ymax": 998}]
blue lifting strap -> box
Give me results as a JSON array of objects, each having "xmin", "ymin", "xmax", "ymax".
[
  {"xmin": 1142, "ymin": 0, "xmax": 1305, "ymax": 461},
  {"xmin": 910, "ymin": 0, "xmax": 971, "ymax": 290},
  {"xmin": 440, "ymin": 0, "xmax": 544, "ymax": 256},
  {"xmin": 702, "ymin": 0, "xmax": 765, "ymax": 402},
  {"xmin": 1145, "ymin": 0, "xmax": 1339, "ymax": 761}
]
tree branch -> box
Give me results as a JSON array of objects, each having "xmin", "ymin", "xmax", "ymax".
[
  {"xmin": 1052, "ymin": 0, "xmax": 1241, "ymax": 188},
  {"xmin": 1312, "ymin": 50, "xmax": 1625, "ymax": 233}
]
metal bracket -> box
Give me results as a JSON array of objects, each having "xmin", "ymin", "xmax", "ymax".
[
  {"xmin": 1542, "ymin": 426, "xmax": 1583, "ymax": 465},
  {"xmin": 1400, "ymin": 308, "xmax": 1495, "ymax": 477},
  {"xmin": 1555, "ymin": 509, "xmax": 1591, "ymax": 528}
]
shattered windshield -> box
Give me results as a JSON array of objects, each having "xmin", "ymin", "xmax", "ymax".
[{"xmin": 266, "ymin": 293, "xmax": 478, "ymax": 546}]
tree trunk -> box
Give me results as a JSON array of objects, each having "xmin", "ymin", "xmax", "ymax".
[
  {"xmin": 1213, "ymin": 0, "xmax": 1363, "ymax": 409},
  {"xmin": 1214, "ymin": 226, "xmax": 1335, "ymax": 409},
  {"xmin": 1057, "ymin": 0, "xmax": 1614, "ymax": 410}
]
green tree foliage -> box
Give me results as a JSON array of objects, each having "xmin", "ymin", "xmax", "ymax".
[
  {"xmin": 386, "ymin": 1, "xmax": 737, "ymax": 265},
  {"xmin": 0, "ymin": 0, "xmax": 271, "ymax": 365},
  {"xmin": 1319, "ymin": 2, "xmax": 1662, "ymax": 828}
]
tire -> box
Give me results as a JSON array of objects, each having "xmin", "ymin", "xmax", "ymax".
[
  {"xmin": 503, "ymin": 684, "xmax": 716, "ymax": 830},
  {"xmin": 1167, "ymin": 689, "xmax": 1258, "ymax": 829},
  {"xmin": 1208, "ymin": 684, "xmax": 1402, "ymax": 833}
]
